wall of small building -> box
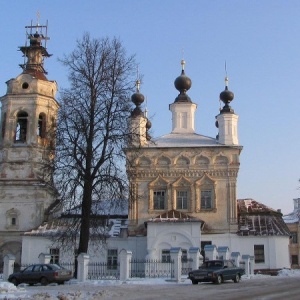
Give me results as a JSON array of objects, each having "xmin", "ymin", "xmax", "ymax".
[
  {"xmin": 286, "ymin": 222, "xmax": 300, "ymax": 268},
  {"xmin": 202, "ymin": 233, "xmax": 290, "ymax": 270},
  {"xmin": 21, "ymin": 235, "xmax": 148, "ymax": 265},
  {"xmin": 21, "ymin": 236, "xmax": 53, "ymax": 264}
]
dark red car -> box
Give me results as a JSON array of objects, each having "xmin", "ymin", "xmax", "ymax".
[{"xmin": 8, "ymin": 263, "xmax": 73, "ymax": 286}]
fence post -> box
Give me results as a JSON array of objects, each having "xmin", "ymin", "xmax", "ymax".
[
  {"xmin": 189, "ymin": 247, "xmax": 201, "ymax": 270},
  {"xmin": 3, "ymin": 254, "xmax": 15, "ymax": 280},
  {"xmin": 119, "ymin": 249, "xmax": 132, "ymax": 281},
  {"xmin": 250, "ymin": 256, "xmax": 254, "ymax": 275},
  {"xmin": 241, "ymin": 255, "xmax": 250, "ymax": 277},
  {"xmin": 231, "ymin": 252, "xmax": 241, "ymax": 267},
  {"xmin": 217, "ymin": 246, "xmax": 230, "ymax": 260},
  {"xmin": 170, "ymin": 247, "xmax": 182, "ymax": 282},
  {"xmin": 38, "ymin": 253, "xmax": 51, "ymax": 264},
  {"xmin": 204, "ymin": 245, "xmax": 217, "ymax": 260},
  {"xmin": 77, "ymin": 253, "xmax": 89, "ymax": 282}
]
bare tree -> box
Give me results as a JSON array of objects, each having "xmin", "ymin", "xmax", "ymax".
[{"xmin": 54, "ymin": 34, "xmax": 137, "ymax": 265}]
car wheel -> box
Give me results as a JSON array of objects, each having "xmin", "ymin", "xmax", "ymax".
[
  {"xmin": 40, "ymin": 277, "xmax": 48, "ymax": 286},
  {"xmin": 233, "ymin": 274, "xmax": 240, "ymax": 283},
  {"xmin": 10, "ymin": 278, "xmax": 18, "ymax": 286},
  {"xmin": 191, "ymin": 279, "xmax": 198, "ymax": 285},
  {"xmin": 215, "ymin": 275, "xmax": 222, "ymax": 284}
]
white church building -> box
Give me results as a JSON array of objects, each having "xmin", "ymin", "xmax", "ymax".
[{"xmin": 0, "ymin": 22, "xmax": 290, "ymax": 272}]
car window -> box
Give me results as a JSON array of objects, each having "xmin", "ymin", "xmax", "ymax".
[
  {"xmin": 214, "ymin": 262, "xmax": 223, "ymax": 268},
  {"xmin": 23, "ymin": 265, "xmax": 34, "ymax": 272},
  {"xmin": 42, "ymin": 265, "xmax": 49, "ymax": 271},
  {"xmin": 50, "ymin": 264, "xmax": 63, "ymax": 270},
  {"xmin": 33, "ymin": 265, "xmax": 42, "ymax": 272}
]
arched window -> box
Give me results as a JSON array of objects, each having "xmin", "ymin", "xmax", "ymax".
[
  {"xmin": 6, "ymin": 208, "xmax": 20, "ymax": 230},
  {"xmin": 37, "ymin": 113, "xmax": 46, "ymax": 138},
  {"xmin": 15, "ymin": 111, "xmax": 28, "ymax": 142}
]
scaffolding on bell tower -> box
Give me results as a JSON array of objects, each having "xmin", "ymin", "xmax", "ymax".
[{"xmin": 19, "ymin": 16, "xmax": 51, "ymax": 77}]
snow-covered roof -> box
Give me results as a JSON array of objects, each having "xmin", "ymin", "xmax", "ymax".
[
  {"xmin": 237, "ymin": 199, "xmax": 290, "ymax": 236},
  {"xmin": 147, "ymin": 209, "xmax": 204, "ymax": 224},
  {"xmin": 23, "ymin": 218, "xmax": 128, "ymax": 238},
  {"xmin": 282, "ymin": 210, "xmax": 300, "ymax": 224},
  {"xmin": 147, "ymin": 133, "xmax": 231, "ymax": 148}
]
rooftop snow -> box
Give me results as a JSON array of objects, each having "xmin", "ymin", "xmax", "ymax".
[
  {"xmin": 147, "ymin": 209, "xmax": 204, "ymax": 223},
  {"xmin": 147, "ymin": 133, "xmax": 226, "ymax": 148},
  {"xmin": 237, "ymin": 199, "xmax": 290, "ymax": 236},
  {"xmin": 283, "ymin": 210, "xmax": 300, "ymax": 224}
]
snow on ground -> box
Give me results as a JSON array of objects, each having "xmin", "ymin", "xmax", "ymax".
[{"xmin": 1, "ymin": 269, "xmax": 300, "ymax": 300}]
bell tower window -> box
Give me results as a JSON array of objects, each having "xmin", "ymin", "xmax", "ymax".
[
  {"xmin": 38, "ymin": 113, "xmax": 46, "ymax": 138},
  {"xmin": 15, "ymin": 111, "xmax": 28, "ymax": 143},
  {"xmin": 2, "ymin": 112, "xmax": 6, "ymax": 139},
  {"xmin": 6, "ymin": 208, "xmax": 20, "ymax": 230}
]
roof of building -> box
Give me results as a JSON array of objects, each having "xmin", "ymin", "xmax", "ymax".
[
  {"xmin": 147, "ymin": 209, "xmax": 204, "ymax": 224},
  {"xmin": 23, "ymin": 218, "xmax": 128, "ymax": 238},
  {"xmin": 283, "ymin": 210, "xmax": 300, "ymax": 224},
  {"xmin": 147, "ymin": 133, "xmax": 225, "ymax": 148},
  {"xmin": 24, "ymin": 199, "xmax": 289, "ymax": 238},
  {"xmin": 237, "ymin": 199, "xmax": 290, "ymax": 236}
]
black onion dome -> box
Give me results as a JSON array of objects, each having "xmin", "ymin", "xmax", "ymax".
[
  {"xmin": 174, "ymin": 60, "xmax": 192, "ymax": 103},
  {"xmin": 220, "ymin": 87, "xmax": 234, "ymax": 103},
  {"xmin": 131, "ymin": 78, "xmax": 145, "ymax": 117},
  {"xmin": 146, "ymin": 119, "xmax": 152, "ymax": 129},
  {"xmin": 131, "ymin": 92, "xmax": 145, "ymax": 107},
  {"xmin": 219, "ymin": 77, "xmax": 235, "ymax": 113},
  {"xmin": 131, "ymin": 92, "xmax": 144, "ymax": 117},
  {"xmin": 174, "ymin": 70, "xmax": 192, "ymax": 92}
]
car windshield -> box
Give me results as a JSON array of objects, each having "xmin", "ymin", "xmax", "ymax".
[{"xmin": 200, "ymin": 261, "xmax": 223, "ymax": 269}]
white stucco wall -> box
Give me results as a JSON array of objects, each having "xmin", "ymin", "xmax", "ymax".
[
  {"xmin": 146, "ymin": 222, "xmax": 201, "ymax": 259},
  {"xmin": 201, "ymin": 233, "xmax": 290, "ymax": 269},
  {"xmin": 21, "ymin": 235, "xmax": 148, "ymax": 265}
]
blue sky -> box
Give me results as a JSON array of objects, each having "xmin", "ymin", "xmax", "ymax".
[{"xmin": 0, "ymin": 0, "xmax": 299, "ymax": 214}]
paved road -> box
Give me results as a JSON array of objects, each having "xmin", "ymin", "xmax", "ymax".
[{"xmin": 19, "ymin": 276, "xmax": 300, "ymax": 299}]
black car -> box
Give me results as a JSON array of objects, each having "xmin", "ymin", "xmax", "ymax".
[
  {"xmin": 8, "ymin": 263, "xmax": 73, "ymax": 286},
  {"xmin": 188, "ymin": 260, "xmax": 245, "ymax": 284}
]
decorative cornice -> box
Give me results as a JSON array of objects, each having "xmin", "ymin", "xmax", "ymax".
[{"xmin": 128, "ymin": 169, "xmax": 239, "ymax": 179}]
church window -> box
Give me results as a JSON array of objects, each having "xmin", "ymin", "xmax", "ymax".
[
  {"xmin": 176, "ymin": 190, "xmax": 188, "ymax": 209},
  {"xmin": 201, "ymin": 190, "xmax": 212, "ymax": 209},
  {"xmin": 11, "ymin": 218, "xmax": 16, "ymax": 225},
  {"xmin": 254, "ymin": 245, "xmax": 265, "ymax": 263},
  {"xmin": 107, "ymin": 249, "xmax": 118, "ymax": 270},
  {"xmin": 153, "ymin": 190, "xmax": 165, "ymax": 210},
  {"xmin": 50, "ymin": 248, "xmax": 60, "ymax": 264},
  {"xmin": 37, "ymin": 113, "xmax": 46, "ymax": 138},
  {"xmin": 15, "ymin": 111, "xmax": 28, "ymax": 143},
  {"xmin": 162, "ymin": 249, "xmax": 171, "ymax": 262}
]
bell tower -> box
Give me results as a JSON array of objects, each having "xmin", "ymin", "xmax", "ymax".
[{"xmin": 0, "ymin": 20, "xmax": 59, "ymax": 264}]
